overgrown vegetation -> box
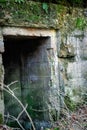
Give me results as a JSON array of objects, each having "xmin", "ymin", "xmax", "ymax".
[
  {"xmin": 76, "ymin": 17, "xmax": 86, "ymax": 29},
  {"xmin": 0, "ymin": 0, "xmax": 87, "ymax": 128},
  {"xmin": 64, "ymin": 94, "xmax": 77, "ymax": 111},
  {"xmin": 1, "ymin": 81, "xmax": 35, "ymax": 130},
  {"xmin": 15, "ymin": 0, "xmax": 25, "ymax": 3},
  {"xmin": 0, "ymin": 0, "xmax": 87, "ymax": 7},
  {"xmin": 0, "ymin": 0, "xmax": 87, "ymax": 31},
  {"xmin": 0, "ymin": 81, "xmax": 86, "ymax": 130}
]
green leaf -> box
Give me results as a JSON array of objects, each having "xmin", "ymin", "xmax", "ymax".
[
  {"xmin": 42, "ymin": 3, "xmax": 48, "ymax": 13},
  {"xmin": 15, "ymin": 0, "xmax": 24, "ymax": 3}
]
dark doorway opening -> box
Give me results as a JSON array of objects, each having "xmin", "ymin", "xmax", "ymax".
[{"xmin": 3, "ymin": 36, "xmax": 51, "ymax": 127}]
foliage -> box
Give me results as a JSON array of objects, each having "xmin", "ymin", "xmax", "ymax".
[
  {"xmin": 15, "ymin": 0, "xmax": 25, "ymax": 3},
  {"xmin": 0, "ymin": 0, "xmax": 6, "ymax": 2},
  {"xmin": 0, "ymin": 0, "xmax": 86, "ymax": 6},
  {"xmin": 70, "ymin": 0, "xmax": 83, "ymax": 4},
  {"xmin": 76, "ymin": 17, "xmax": 86, "ymax": 29},
  {"xmin": 42, "ymin": 3, "xmax": 48, "ymax": 13},
  {"xmin": 54, "ymin": 127, "xmax": 60, "ymax": 130},
  {"xmin": 2, "ymin": 81, "xmax": 35, "ymax": 130},
  {"xmin": 64, "ymin": 94, "xmax": 76, "ymax": 111}
]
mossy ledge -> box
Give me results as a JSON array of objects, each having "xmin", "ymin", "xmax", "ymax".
[{"xmin": 0, "ymin": 1, "xmax": 87, "ymax": 32}]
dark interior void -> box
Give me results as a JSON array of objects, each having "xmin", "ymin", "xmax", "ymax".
[{"xmin": 3, "ymin": 36, "xmax": 51, "ymax": 127}]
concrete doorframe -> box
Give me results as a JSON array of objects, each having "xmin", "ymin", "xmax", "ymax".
[{"xmin": 0, "ymin": 27, "xmax": 60, "ymax": 121}]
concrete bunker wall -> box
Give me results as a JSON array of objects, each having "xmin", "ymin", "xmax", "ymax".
[
  {"xmin": 0, "ymin": 27, "xmax": 87, "ymax": 126},
  {"xmin": 0, "ymin": 27, "xmax": 59, "ymax": 122}
]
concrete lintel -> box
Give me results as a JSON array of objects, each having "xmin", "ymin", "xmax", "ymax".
[
  {"xmin": 2, "ymin": 27, "xmax": 58, "ymax": 51},
  {"xmin": 2, "ymin": 27, "xmax": 56, "ymax": 37}
]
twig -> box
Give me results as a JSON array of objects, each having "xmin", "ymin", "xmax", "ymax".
[
  {"xmin": 0, "ymin": 82, "xmax": 36, "ymax": 130},
  {"xmin": 4, "ymin": 114, "xmax": 25, "ymax": 130},
  {"xmin": 17, "ymin": 104, "xmax": 28, "ymax": 120}
]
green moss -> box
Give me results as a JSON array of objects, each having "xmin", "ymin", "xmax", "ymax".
[
  {"xmin": 64, "ymin": 94, "xmax": 76, "ymax": 111},
  {"xmin": 57, "ymin": 4, "xmax": 67, "ymax": 14},
  {"xmin": 0, "ymin": 1, "xmax": 87, "ymax": 31},
  {"xmin": 0, "ymin": 1, "xmax": 57, "ymax": 28},
  {"xmin": 76, "ymin": 17, "xmax": 86, "ymax": 29},
  {"xmin": 0, "ymin": 114, "xmax": 3, "ymax": 124}
]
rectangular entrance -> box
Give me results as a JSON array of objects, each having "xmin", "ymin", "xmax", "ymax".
[{"xmin": 3, "ymin": 36, "xmax": 51, "ymax": 123}]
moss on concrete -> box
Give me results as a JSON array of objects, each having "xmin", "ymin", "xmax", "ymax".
[
  {"xmin": 0, "ymin": 1, "xmax": 57, "ymax": 28},
  {"xmin": 0, "ymin": 113, "xmax": 3, "ymax": 124},
  {"xmin": 59, "ymin": 43, "xmax": 75, "ymax": 58},
  {"xmin": 0, "ymin": 1, "xmax": 87, "ymax": 32}
]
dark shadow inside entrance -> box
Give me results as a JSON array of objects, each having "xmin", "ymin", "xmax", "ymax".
[{"xmin": 3, "ymin": 36, "xmax": 51, "ymax": 128}]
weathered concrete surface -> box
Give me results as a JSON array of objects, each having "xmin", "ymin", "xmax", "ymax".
[
  {"xmin": 0, "ymin": 26, "xmax": 87, "ymax": 123},
  {"xmin": 59, "ymin": 29, "xmax": 87, "ymax": 104},
  {"xmin": 0, "ymin": 29, "xmax": 4, "ymax": 118},
  {"xmin": 0, "ymin": 30, "xmax": 4, "ymax": 53}
]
